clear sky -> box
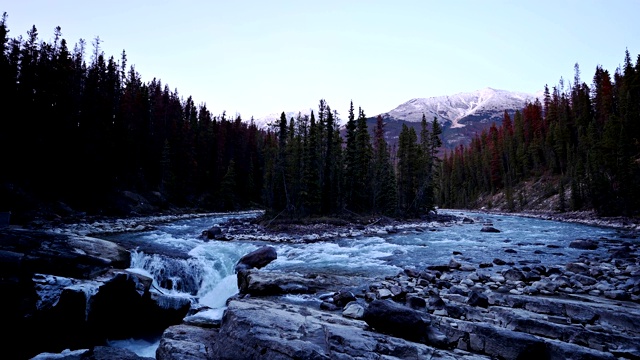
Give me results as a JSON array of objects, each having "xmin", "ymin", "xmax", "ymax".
[{"xmin": 3, "ymin": 1, "xmax": 639, "ymax": 121}]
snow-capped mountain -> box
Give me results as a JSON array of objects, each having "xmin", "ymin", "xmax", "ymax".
[
  {"xmin": 251, "ymin": 88, "xmax": 543, "ymax": 151},
  {"xmin": 381, "ymin": 87, "xmax": 542, "ymax": 128},
  {"xmin": 252, "ymin": 109, "xmax": 314, "ymax": 129},
  {"xmin": 376, "ymin": 87, "xmax": 543, "ymax": 150}
]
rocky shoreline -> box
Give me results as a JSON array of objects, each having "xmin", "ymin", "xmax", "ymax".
[
  {"xmin": 5, "ymin": 209, "xmax": 639, "ymax": 359},
  {"xmin": 154, "ymin": 225, "xmax": 640, "ymax": 360}
]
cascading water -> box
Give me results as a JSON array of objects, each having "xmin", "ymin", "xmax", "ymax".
[
  {"xmin": 103, "ymin": 209, "xmax": 631, "ymax": 358},
  {"xmin": 105, "ymin": 212, "xmax": 262, "ymax": 357}
]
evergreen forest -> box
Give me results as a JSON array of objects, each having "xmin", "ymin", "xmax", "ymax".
[
  {"xmin": 1, "ymin": 15, "xmax": 638, "ymax": 223},
  {"xmin": 0, "ymin": 16, "xmax": 441, "ymax": 222},
  {"xmin": 439, "ymin": 51, "xmax": 640, "ymax": 216}
]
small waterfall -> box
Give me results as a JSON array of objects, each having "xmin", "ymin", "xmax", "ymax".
[
  {"xmin": 129, "ymin": 242, "xmax": 258, "ymax": 301},
  {"xmin": 129, "ymin": 251, "xmax": 206, "ymax": 295}
]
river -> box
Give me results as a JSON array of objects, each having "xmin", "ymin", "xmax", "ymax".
[{"xmin": 99, "ymin": 209, "xmax": 630, "ymax": 357}]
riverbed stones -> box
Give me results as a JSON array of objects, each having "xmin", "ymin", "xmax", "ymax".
[
  {"xmin": 342, "ymin": 301, "xmax": 365, "ymax": 319},
  {"xmin": 569, "ymin": 239, "xmax": 599, "ymax": 250},
  {"xmin": 159, "ymin": 234, "xmax": 640, "ymax": 360}
]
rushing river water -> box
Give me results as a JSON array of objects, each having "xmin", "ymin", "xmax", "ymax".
[{"xmin": 100, "ymin": 209, "xmax": 630, "ymax": 357}]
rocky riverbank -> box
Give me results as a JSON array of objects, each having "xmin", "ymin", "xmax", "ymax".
[
  {"xmin": 10, "ymin": 209, "xmax": 640, "ymax": 359},
  {"xmin": 0, "ymin": 227, "xmax": 195, "ymax": 359},
  {"xmin": 155, "ymin": 220, "xmax": 640, "ymax": 360}
]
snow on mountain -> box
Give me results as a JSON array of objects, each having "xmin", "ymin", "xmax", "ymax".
[
  {"xmin": 252, "ymin": 106, "xmax": 356, "ymax": 130},
  {"xmin": 382, "ymin": 87, "xmax": 543, "ymax": 128}
]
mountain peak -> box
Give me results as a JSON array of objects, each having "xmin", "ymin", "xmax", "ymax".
[{"xmin": 383, "ymin": 88, "xmax": 542, "ymax": 128}]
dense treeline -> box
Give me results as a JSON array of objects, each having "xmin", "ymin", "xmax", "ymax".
[
  {"xmin": 0, "ymin": 16, "xmax": 265, "ymax": 218},
  {"xmin": 0, "ymin": 15, "xmax": 443, "ymax": 221},
  {"xmin": 439, "ymin": 51, "xmax": 640, "ymax": 216},
  {"xmin": 262, "ymin": 103, "xmax": 442, "ymax": 218}
]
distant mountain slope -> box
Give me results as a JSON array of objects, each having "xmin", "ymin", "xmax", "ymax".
[
  {"xmin": 253, "ymin": 88, "xmax": 543, "ymax": 152},
  {"xmin": 377, "ymin": 87, "xmax": 543, "ymax": 150}
]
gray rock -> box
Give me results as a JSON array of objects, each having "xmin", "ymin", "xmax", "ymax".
[
  {"xmin": 364, "ymin": 299, "xmax": 449, "ymax": 348},
  {"xmin": 503, "ymin": 269, "xmax": 525, "ymax": 282},
  {"xmin": 208, "ymin": 297, "xmax": 464, "ymax": 359},
  {"xmin": 156, "ymin": 324, "xmax": 218, "ymax": 360},
  {"xmin": 406, "ymin": 294, "xmax": 427, "ymax": 309},
  {"xmin": 467, "ymin": 291, "xmax": 489, "ymax": 308},
  {"xmin": 234, "ymin": 246, "xmax": 277, "ymax": 272},
  {"xmin": 566, "ymin": 262, "xmax": 589, "ymax": 274},
  {"xmin": 342, "ymin": 302, "xmax": 365, "ymax": 319},
  {"xmin": 569, "ymin": 239, "xmax": 599, "ymax": 250}
]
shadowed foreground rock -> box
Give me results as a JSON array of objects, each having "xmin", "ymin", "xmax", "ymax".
[
  {"xmin": 0, "ymin": 227, "xmax": 189, "ymax": 359},
  {"xmin": 363, "ymin": 299, "xmax": 448, "ymax": 348},
  {"xmin": 158, "ymin": 297, "xmax": 490, "ymax": 360}
]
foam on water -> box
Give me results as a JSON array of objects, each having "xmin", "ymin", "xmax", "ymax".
[
  {"xmin": 199, "ymin": 274, "xmax": 239, "ymax": 309},
  {"xmin": 106, "ymin": 209, "xmax": 631, "ymax": 358},
  {"xmin": 108, "ymin": 338, "xmax": 159, "ymax": 358}
]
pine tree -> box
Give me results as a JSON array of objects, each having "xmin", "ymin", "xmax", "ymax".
[{"xmin": 372, "ymin": 115, "xmax": 397, "ymax": 215}]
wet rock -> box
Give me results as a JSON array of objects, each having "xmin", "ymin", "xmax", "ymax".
[
  {"xmin": 320, "ymin": 301, "xmax": 339, "ymax": 311},
  {"xmin": 237, "ymin": 269, "xmax": 325, "ymax": 295},
  {"xmin": 203, "ymin": 226, "xmax": 222, "ymax": 239},
  {"xmin": 342, "ymin": 302, "xmax": 365, "ymax": 319},
  {"xmin": 467, "ymin": 291, "xmax": 489, "ymax": 308},
  {"xmin": 492, "ymin": 258, "xmax": 506, "ymax": 266},
  {"xmin": 403, "ymin": 267, "xmax": 420, "ymax": 278},
  {"xmin": 480, "ymin": 226, "xmax": 501, "ymax": 233},
  {"xmin": 572, "ymin": 274, "xmax": 598, "ymax": 286},
  {"xmin": 234, "ymin": 246, "xmax": 277, "ymax": 272},
  {"xmin": 376, "ymin": 288, "xmax": 393, "ymax": 299},
  {"xmin": 156, "ymin": 324, "xmax": 217, "ymax": 360},
  {"xmin": 406, "ymin": 295, "xmax": 427, "ymax": 309},
  {"xmin": 428, "ymin": 294, "xmax": 446, "ymax": 311},
  {"xmin": 211, "ymin": 297, "xmax": 459, "ymax": 359},
  {"xmin": 569, "ymin": 239, "xmax": 599, "ymax": 250},
  {"xmin": 565, "ymin": 262, "xmax": 589, "ymax": 274},
  {"xmin": 363, "ymin": 299, "xmax": 446, "ymax": 347},
  {"xmin": 503, "ymin": 269, "xmax": 525, "ymax": 282},
  {"xmin": 604, "ymin": 290, "xmax": 630, "ymax": 301},
  {"xmin": 333, "ymin": 288, "xmax": 357, "ymax": 307}
]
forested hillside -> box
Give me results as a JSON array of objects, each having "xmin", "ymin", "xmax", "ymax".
[
  {"xmin": 2, "ymin": 14, "xmax": 636, "ymax": 223},
  {"xmin": 0, "ymin": 15, "xmax": 442, "ymax": 223},
  {"xmin": 439, "ymin": 52, "xmax": 640, "ymax": 216}
]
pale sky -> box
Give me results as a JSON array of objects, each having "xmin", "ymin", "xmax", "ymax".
[{"xmin": 3, "ymin": 1, "xmax": 639, "ymax": 121}]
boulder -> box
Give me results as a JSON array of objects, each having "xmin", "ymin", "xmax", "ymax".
[
  {"xmin": 203, "ymin": 226, "xmax": 223, "ymax": 240},
  {"xmin": 342, "ymin": 302, "xmax": 365, "ymax": 319},
  {"xmin": 467, "ymin": 291, "xmax": 489, "ymax": 308},
  {"xmin": 234, "ymin": 246, "xmax": 277, "ymax": 272},
  {"xmin": 363, "ymin": 299, "xmax": 448, "ymax": 347},
  {"xmin": 503, "ymin": 269, "xmax": 525, "ymax": 282},
  {"xmin": 333, "ymin": 288, "xmax": 357, "ymax": 307},
  {"xmin": 569, "ymin": 239, "xmax": 598, "ymax": 250},
  {"xmin": 480, "ymin": 227, "xmax": 501, "ymax": 233},
  {"xmin": 156, "ymin": 324, "xmax": 218, "ymax": 360},
  {"xmin": 236, "ymin": 269, "xmax": 350, "ymax": 296},
  {"xmin": 205, "ymin": 297, "xmax": 464, "ymax": 359}
]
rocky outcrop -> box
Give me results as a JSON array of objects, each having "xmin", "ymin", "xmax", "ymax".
[
  {"xmin": 157, "ymin": 235, "xmax": 640, "ymax": 360},
  {"xmin": 158, "ymin": 297, "xmax": 491, "ymax": 360},
  {"xmin": 0, "ymin": 227, "xmax": 190, "ymax": 359},
  {"xmin": 31, "ymin": 346, "xmax": 155, "ymax": 360}
]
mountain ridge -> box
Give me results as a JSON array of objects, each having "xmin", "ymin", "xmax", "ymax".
[{"xmin": 253, "ymin": 87, "xmax": 544, "ymax": 150}]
